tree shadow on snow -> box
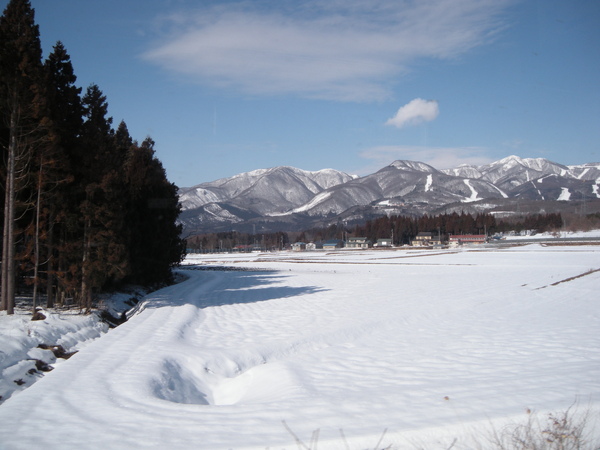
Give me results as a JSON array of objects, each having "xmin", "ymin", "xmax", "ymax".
[{"xmin": 145, "ymin": 268, "xmax": 329, "ymax": 309}]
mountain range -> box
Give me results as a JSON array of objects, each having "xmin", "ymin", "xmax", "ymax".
[{"xmin": 178, "ymin": 156, "xmax": 600, "ymax": 235}]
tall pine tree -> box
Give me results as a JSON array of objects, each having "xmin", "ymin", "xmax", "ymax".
[
  {"xmin": 125, "ymin": 137, "xmax": 185, "ymax": 285},
  {"xmin": 79, "ymin": 84, "xmax": 127, "ymax": 311},
  {"xmin": 0, "ymin": 0, "xmax": 45, "ymax": 314},
  {"xmin": 42, "ymin": 41, "xmax": 83, "ymax": 308}
]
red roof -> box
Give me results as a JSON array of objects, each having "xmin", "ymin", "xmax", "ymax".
[{"xmin": 449, "ymin": 234, "xmax": 486, "ymax": 240}]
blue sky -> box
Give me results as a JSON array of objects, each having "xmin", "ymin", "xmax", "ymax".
[{"xmin": 6, "ymin": 0, "xmax": 599, "ymax": 187}]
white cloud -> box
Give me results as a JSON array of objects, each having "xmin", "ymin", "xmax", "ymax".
[
  {"xmin": 357, "ymin": 145, "xmax": 493, "ymax": 174},
  {"xmin": 385, "ymin": 98, "xmax": 439, "ymax": 128},
  {"xmin": 143, "ymin": 0, "xmax": 511, "ymax": 101}
]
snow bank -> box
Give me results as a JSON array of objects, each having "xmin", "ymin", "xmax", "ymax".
[{"xmin": 0, "ymin": 310, "xmax": 108, "ymax": 404}]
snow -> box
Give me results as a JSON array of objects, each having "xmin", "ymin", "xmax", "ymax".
[
  {"xmin": 179, "ymin": 187, "xmax": 222, "ymax": 210},
  {"xmin": 537, "ymin": 174, "xmax": 553, "ymax": 183},
  {"xmin": 576, "ymin": 167, "xmax": 590, "ymax": 179},
  {"xmin": 461, "ymin": 179, "xmax": 479, "ymax": 202},
  {"xmin": 0, "ymin": 310, "xmax": 108, "ymax": 404},
  {"xmin": 1, "ymin": 244, "xmax": 600, "ymax": 449},
  {"xmin": 424, "ymin": 174, "xmax": 433, "ymax": 192},
  {"xmin": 502, "ymin": 229, "xmax": 600, "ymax": 240},
  {"xmin": 390, "ymin": 160, "xmax": 436, "ymax": 172},
  {"xmin": 558, "ymin": 187, "xmax": 571, "ymax": 201},
  {"xmin": 529, "ymin": 181, "xmax": 544, "ymax": 199},
  {"xmin": 491, "ymin": 183, "xmax": 509, "ymax": 198},
  {"xmin": 277, "ymin": 190, "xmax": 332, "ymax": 215}
]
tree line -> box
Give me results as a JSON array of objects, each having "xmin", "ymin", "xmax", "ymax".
[
  {"xmin": 350, "ymin": 212, "xmax": 564, "ymax": 245},
  {"xmin": 1, "ymin": 0, "xmax": 186, "ymax": 314},
  {"xmin": 187, "ymin": 212, "xmax": 565, "ymax": 251},
  {"xmin": 187, "ymin": 231, "xmax": 290, "ymax": 252}
]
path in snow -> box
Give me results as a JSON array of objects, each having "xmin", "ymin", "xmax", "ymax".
[
  {"xmin": 462, "ymin": 179, "xmax": 479, "ymax": 202},
  {"xmin": 558, "ymin": 187, "xmax": 571, "ymax": 201},
  {"xmin": 0, "ymin": 246, "xmax": 599, "ymax": 449},
  {"xmin": 424, "ymin": 174, "xmax": 433, "ymax": 192}
]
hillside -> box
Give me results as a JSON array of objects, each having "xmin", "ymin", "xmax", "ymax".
[{"xmin": 179, "ymin": 156, "xmax": 600, "ymax": 234}]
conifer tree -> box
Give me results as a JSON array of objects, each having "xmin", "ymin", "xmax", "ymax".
[
  {"xmin": 0, "ymin": 3, "xmax": 185, "ymax": 314},
  {"xmin": 42, "ymin": 41, "xmax": 83, "ymax": 307},
  {"xmin": 125, "ymin": 137, "xmax": 185, "ymax": 285},
  {"xmin": 79, "ymin": 84, "xmax": 132, "ymax": 311},
  {"xmin": 0, "ymin": 0, "xmax": 44, "ymax": 314}
]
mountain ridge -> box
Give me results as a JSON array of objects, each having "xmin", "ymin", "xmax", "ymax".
[{"xmin": 179, "ymin": 156, "xmax": 600, "ymax": 234}]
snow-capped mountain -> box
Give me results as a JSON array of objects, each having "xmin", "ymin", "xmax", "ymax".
[
  {"xmin": 567, "ymin": 162, "xmax": 600, "ymax": 181},
  {"xmin": 458, "ymin": 156, "xmax": 571, "ymax": 191},
  {"xmin": 276, "ymin": 161, "xmax": 507, "ymax": 218},
  {"xmin": 179, "ymin": 166, "xmax": 352, "ymax": 213},
  {"xmin": 179, "ymin": 156, "xmax": 600, "ymax": 234},
  {"xmin": 178, "ymin": 166, "xmax": 355, "ymax": 231}
]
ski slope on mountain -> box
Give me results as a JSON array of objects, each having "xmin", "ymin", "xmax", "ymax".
[{"xmin": 1, "ymin": 244, "xmax": 599, "ymax": 449}]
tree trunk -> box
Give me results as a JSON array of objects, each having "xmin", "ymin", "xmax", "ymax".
[
  {"xmin": 32, "ymin": 161, "xmax": 43, "ymax": 312},
  {"xmin": 46, "ymin": 213, "xmax": 55, "ymax": 308},
  {"xmin": 81, "ymin": 216, "xmax": 91, "ymax": 313},
  {"xmin": 1, "ymin": 160, "xmax": 11, "ymax": 311},
  {"xmin": 1, "ymin": 102, "xmax": 18, "ymax": 315}
]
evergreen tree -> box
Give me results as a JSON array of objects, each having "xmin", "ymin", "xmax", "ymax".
[
  {"xmin": 42, "ymin": 41, "xmax": 83, "ymax": 307},
  {"xmin": 124, "ymin": 137, "xmax": 185, "ymax": 285},
  {"xmin": 0, "ymin": 3, "xmax": 186, "ymax": 313},
  {"xmin": 0, "ymin": 0, "xmax": 44, "ymax": 314},
  {"xmin": 79, "ymin": 84, "xmax": 128, "ymax": 311}
]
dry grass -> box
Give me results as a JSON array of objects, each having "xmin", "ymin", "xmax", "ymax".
[
  {"xmin": 280, "ymin": 404, "xmax": 599, "ymax": 450},
  {"xmin": 482, "ymin": 405, "xmax": 599, "ymax": 450}
]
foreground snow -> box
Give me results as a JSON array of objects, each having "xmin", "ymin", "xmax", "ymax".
[
  {"xmin": 1, "ymin": 244, "xmax": 599, "ymax": 449},
  {"xmin": 0, "ymin": 309, "xmax": 108, "ymax": 404}
]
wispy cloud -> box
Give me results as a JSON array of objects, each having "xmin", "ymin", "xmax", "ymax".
[
  {"xmin": 357, "ymin": 145, "xmax": 493, "ymax": 174},
  {"xmin": 385, "ymin": 99, "xmax": 439, "ymax": 128},
  {"xmin": 143, "ymin": 0, "xmax": 511, "ymax": 101}
]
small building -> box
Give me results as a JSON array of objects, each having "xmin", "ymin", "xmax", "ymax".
[
  {"xmin": 323, "ymin": 239, "xmax": 344, "ymax": 250},
  {"xmin": 306, "ymin": 242, "xmax": 323, "ymax": 251},
  {"xmin": 411, "ymin": 232, "xmax": 444, "ymax": 247},
  {"xmin": 448, "ymin": 234, "xmax": 487, "ymax": 246},
  {"xmin": 346, "ymin": 237, "xmax": 371, "ymax": 249},
  {"xmin": 375, "ymin": 238, "xmax": 392, "ymax": 247},
  {"xmin": 291, "ymin": 242, "xmax": 307, "ymax": 252},
  {"xmin": 411, "ymin": 232, "xmax": 434, "ymax": 247},
  {"xmin": 233, "ymin": 244, "xmax": 253, "ymax": 253}
]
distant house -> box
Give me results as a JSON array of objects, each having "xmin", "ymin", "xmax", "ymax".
[
  {"xmin": 323, "ymin": 239, "xmax": 344, "ymax": 250},
  {"xmin": 291, "ymin": 242, "xmax": 307, "ymax": 252},
  {"xmin": 412, "ymin": 232, "xmax": 433, "ymax": 247},
  {"xmin": 375, "ymin": 238, "xmax": 392, "ymax": 247},
  {"xmin": 306, "ymin": 242, "xmax": 322, "ymax": 251},
  {"xmin": 448, "ymin": 234, "xmax": 487, "ymax": 246},
  {"xmin": 233, "ymin": 244, "xmax": 253, "ymax": 253},
  {"xmin": 346, "ymin": 237, "xmax": 371, "ymax": 249},
  {"xmin": 411, "ymin": 232, "xmax": 443, "ymax": 247}
]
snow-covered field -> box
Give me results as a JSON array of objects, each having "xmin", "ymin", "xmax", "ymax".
[{"xmin": 1, "ymin": 242, "xmax": 599, "ymax": 449}]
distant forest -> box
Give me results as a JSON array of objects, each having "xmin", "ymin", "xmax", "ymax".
[
  {"xmin": 186, "ymin": 210, "xmax": 600, "ymax": 252},
  {"xmin": 0, "ymin": 0, "xmax": 186, "ymax": 315}
]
